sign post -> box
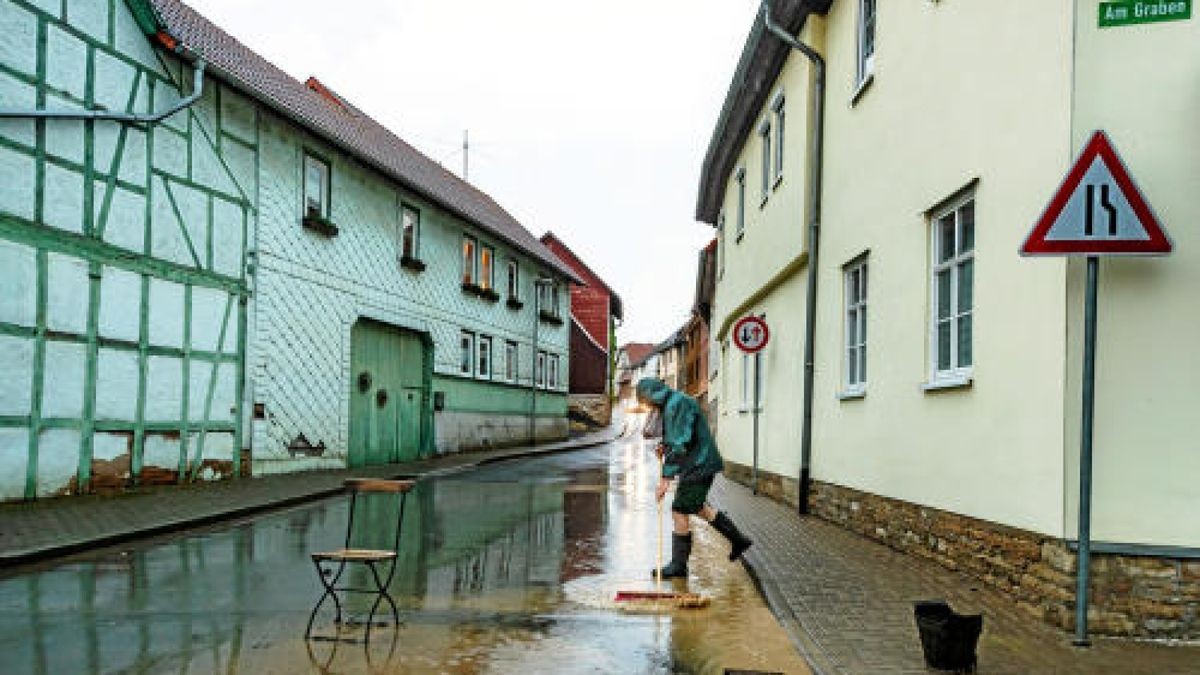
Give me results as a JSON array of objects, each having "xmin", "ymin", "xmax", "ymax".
[
  {"xmin": 732, "ymin": 315, "xmax": 770, "ymax": 495},
  {"xmin": 1021, "ymin": 130, "xmax": 1172, "ymax": 646}
]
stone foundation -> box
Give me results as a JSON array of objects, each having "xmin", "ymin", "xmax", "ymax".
[
  {"xmin": 722, "ymin": 463, "xmax": 1200, "ymax": 639},
  {"xmin": 568, "ymin": 394, "xmax": 611, "ymax": 430}
]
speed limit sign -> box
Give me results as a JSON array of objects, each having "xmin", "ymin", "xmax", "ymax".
[{"xmin": 732, "ymin": 315, "xmax": 769, "ymax": 354}]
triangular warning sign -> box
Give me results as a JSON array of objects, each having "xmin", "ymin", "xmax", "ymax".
[{"xmin": 1021, "ymin": 131, "xmax": 1172, "ymax": 256}]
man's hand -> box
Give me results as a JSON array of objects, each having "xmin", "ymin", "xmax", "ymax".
[{"xmin": 655, "ymin": 477, "xmax": 673, "ymax": 503}]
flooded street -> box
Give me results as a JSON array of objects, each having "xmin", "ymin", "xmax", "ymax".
[{"xmin": 0, "ymin": 430, "xmax": 808, "ymax": 674}]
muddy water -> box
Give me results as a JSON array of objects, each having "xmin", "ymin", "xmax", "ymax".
[{"xmin": 0, "ymin": 432, "xmax": 808, "ymax": 674}]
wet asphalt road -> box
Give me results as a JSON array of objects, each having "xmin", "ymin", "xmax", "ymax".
[{"xmin": 0, "ymin": 429, "xmax": 808, "ymax": 674}]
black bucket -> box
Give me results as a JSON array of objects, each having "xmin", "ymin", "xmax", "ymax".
[{"xmin": 913, "ymin": 601, "xmax": 983, "ymax": 673}]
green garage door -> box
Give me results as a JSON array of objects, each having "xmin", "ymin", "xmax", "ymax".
[{"xmin": 349, "ymin": 321, "xmax": 426, "ymax": 467}]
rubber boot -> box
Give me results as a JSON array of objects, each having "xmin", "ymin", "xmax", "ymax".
[
  {"xmin": 711, "ymin": 511, "xmax": 752, "ymax": 561},
  {"xmin": 652, "ymin": 533, "xmax": 692, "ymax": 579}
]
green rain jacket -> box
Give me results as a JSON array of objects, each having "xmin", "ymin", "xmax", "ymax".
[{"xmin": 637, "ymin": 378, "xmax": 724, "ymax": 484}]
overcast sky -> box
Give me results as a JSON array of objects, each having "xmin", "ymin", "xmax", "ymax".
[{"xmin": 188, "ymin": 0, "xmax": 758, "ymax": 345}]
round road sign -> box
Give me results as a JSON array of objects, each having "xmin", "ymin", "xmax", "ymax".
[{"xmin": 732, "ymin": 315, "xmax": 769, "ymax": 354}]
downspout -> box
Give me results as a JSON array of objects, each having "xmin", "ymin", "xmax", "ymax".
[
  {"xmin": 0, "ymin": 38, "xmax": 206, "ymax": 123},
  {"xmin": 761, "ymin": 1, "xmax": 825, "ymax": 515}
]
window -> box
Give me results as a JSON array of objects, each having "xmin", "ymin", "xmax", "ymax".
[
  {"xmin": 548, "ymin": 354, "xmax": 560, "ymax": 390},
  {"xmin": 303, "ymin": 153, "xmax": 330, "ymax": 219},
  {"xmin": 460, "ymin": 331, "xmax": 475, "ymax": 375},
  {"xmin": 536, "ymin": 351, "xmax": 547, "ymax": 388},
  {"xmin": 844, "ymin": 257, "xmax": 868, "ymax": 391},
  {"xmin": 477, "ymin": 336, "xmax": 492, "ymax": 379},
  {"xmin": 505, "ymin": 341, "xmax": 518, "ymax": 382},
  {"xmin": 537, "ymin": 280, "xmax": 559, "ymax": 317},
  {"xmin": 759, "ymin": 120, "xmax": 772, "ymax": 204},
  {"xmin": 858, "ymin": 0, "xmax": 877, "ymax": 84},
  {"xmin": 931, "ymin": 198, "xmax": 975, "ymax": 379},
  {"xmin": 401, "ymin": 205, "xmax": 420, "ymax": 259},
  {"xmin": 507, "ymin": 261, "xmax": 519, "ymax": 298},
  {"xmin": 741, "ymin": 352, "xmax": 765, "ymax": 411},
  {"xmin": 461, "ymin": 236, "xmax": 477, "ymax": 285},
  {"xmin": 479, "ymin": 246, "xmax": 494, "ymax": 290},
  {"xmin": 771, "ymin": 92, "xmax": 785, "ymax": 184},
  {"xmin": 735, "ymin": 168, "xmax": 746, "ymax": 239},
  {"xmin": 717, "ymin": 213, "xmax": 726, "ymax": 278}
]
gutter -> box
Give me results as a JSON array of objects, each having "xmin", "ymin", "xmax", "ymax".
[
  {"xmin": 0, "ymin": 34, "xmax": 206, "ymax": 124},
  {"xmin": 761, "ymin": 0, "xmax": 825, "ymax": 516}
]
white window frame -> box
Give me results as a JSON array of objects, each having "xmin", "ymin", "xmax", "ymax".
[
  {"xmin": 548, "ymin": 354, "xmax": 560, "ymax": 390},
  {"xmin": 460, "ymin": 330, "xmax": 475, "ymax": 375},
  {"xmin": 477, "ymin": 335, "xmax": 492, "ymax": 379},
  {"xmin": 303, "ymin": 153, "xmax": 330, "ymax": 219},
  {"xmin": 758, "ymin": 119, "xmax": 772, "ymax": 205},
  {"xmin": 740, "ymin": 351, "xmax": 766, "ymax": 412},
  {"xmin": 929, "ymin": 196, "xmax": 975, "ymax": 384},
  {"xmin": 735, "ymin": 167, "xmax": 746, "ymax": 240},
  {"xmin": 844, "ymin": 257, "xmax": 868, "ymax": 394},
  {"xmin": 537, "ymin": 280, "xmax": 560, "ymax": 318},
  {"xmin": 857, "ymin": 0, "xmax": 877, "ymax": 85},
  {"xmin": 505, "ymin": 340, "xmax": 518, "ymax": 382},
  {"xmin": 462, "ymin": 236, "xmax": 477, "ymax": 285},
  {"xmin": 400, "ymin": 204, "xmax": 420, "ymax": 259},
  {"xmin": 479, "ymin": 245, "xmax": 494, "ymax": 291},
  {"xmin": 507, "ymin": 260, "xmax": 519, "ymax": 299},
  {"xmin": 770, "ymin": 91, "xmax": 785, "ymax": 186}
]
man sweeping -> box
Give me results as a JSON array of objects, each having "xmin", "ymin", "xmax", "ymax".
[{"xmin": 637, "ymin": 377, "xmax": 752, "ymax": 579}]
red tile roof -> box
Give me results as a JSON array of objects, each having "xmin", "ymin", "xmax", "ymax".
[
  {"xmin": 152, "ymin": 0, "xmax": 580, "ymax": 283},
  {"xmin": 620, "ymin": 342, "xmax": 657, "ymax": 368}
]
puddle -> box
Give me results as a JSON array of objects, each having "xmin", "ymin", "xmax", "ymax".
[{"xmin": 0, "ymin": 432, "xmax": 808, "ymax": 674}]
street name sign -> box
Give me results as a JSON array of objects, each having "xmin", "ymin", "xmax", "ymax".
[
  {"xmin": 732, "ymin": 316, "xmax": 769, "ymax": 354},
  {"xmin": 1020, "ymin": 130, "xmax": 1172, "ymax": 256},
  {"xmin": 1100, "ymin": 1, "xmax": 1191, "ymax": 27}
]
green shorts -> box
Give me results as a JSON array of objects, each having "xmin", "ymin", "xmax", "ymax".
[{"xmin": 672, "ymin": 477, "xmax": 714, "ymax": 515}]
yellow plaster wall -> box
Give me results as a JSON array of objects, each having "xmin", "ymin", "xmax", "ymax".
[
  {"xmin": 1065, "ymin": 3, "xmax": 1200, "ymax": 547},
  {"xmin": 711, "ymin": 26, "xmax": 816, "ymax": 480},
  {"xmin": 808, "ymin": 0, "xmax": 1076, "ymax": 537}
]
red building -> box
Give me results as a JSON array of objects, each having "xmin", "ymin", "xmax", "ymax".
[{"xmin": 540, "ymin": 233, "xmax": 623, "ymax": 428}]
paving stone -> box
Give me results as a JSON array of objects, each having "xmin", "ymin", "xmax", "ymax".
[{"xmin": 710, "ymin": 478, "xmax": 1199, "ymax": 675}]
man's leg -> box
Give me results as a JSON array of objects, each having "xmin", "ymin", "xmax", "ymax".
[
  {"xmin": 701, "ymin": 502, "xmax": 753, "ymax": 562},
  {"xmin": 672, "ymin": 510, "xmax": 691, "ymax": 534}
]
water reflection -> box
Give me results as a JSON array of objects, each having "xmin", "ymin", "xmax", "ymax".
[{"xmin": 0, "ymin": 443, "xmax": 806, "ymax": 674}]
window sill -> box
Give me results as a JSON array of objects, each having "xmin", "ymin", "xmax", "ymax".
[
  {"xmin": 399, "ymin": 255, "xmax": 426, "ymax": 272},
  {"xmin": 506, "ymin": 297, "xmax": 524, "ymax": 310},
  {"xmin": 735, "ymin": 232, "xmax": 745, "ymax": 244},
  {"xmin": 480, "ymin": 288, "xmax": 500, "ymax": 303},
  {"xmin": 837, "ymin": 388, "xmax": 866, "ymax": 401},
  {"xmin": 538, "ymin": 310, "xmax": 564, "ymax": 326},
  {"xmin": 850, "ymin": 72, "xmax": 875, "ymax": 107},
  {"xmin": 301, "ymin": 215, "xmax": 339, "ymax": 237},
  {"xmin": 922, "ymin": 375, "xmax": 972, "ymax": 393},
  {"xmin": 759, "ymin": 195, "xmax": 769, "ymax": 209},
  {"xmin": 772, "ymin": 174, "xmax": 784, "ymax": 191}
]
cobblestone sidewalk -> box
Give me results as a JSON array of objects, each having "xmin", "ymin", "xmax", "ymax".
[
  {"xmin": 710, "ymin": 477, "xmax": 1198, "ymax": 675},
  {"xmin": 0, "ymin": 427, "xmax": 620, "ymax": 568}
]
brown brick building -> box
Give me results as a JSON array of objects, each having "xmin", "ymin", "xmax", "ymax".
[{"xmin": 540, "ymin": 233, "xmax": 622, "ymax": 428}]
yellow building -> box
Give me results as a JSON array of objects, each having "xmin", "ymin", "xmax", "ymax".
[{"xmin": 697, "ymin": 0, "xmax": 1198, "ymax": 639}]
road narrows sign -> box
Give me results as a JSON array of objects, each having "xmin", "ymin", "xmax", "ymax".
[
  {"xmin": 732, "ymin": 315, "xmax": 769, "ymax": 354},
  {"xmin": 1020, "ymin": 130, "xmax": 1173, "ymax": 256}
]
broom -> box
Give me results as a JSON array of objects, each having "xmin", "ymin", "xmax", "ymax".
[{"xmin": 614, "ymin": 453, "xmax": 710, "ymax": 610}]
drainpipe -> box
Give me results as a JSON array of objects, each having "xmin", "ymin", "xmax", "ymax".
[
  {"xmin": 761, "ymin": 1, "xmax": 825, "ymax": 516},
  {"xmin": 0, "ymin": 42, "xmax": 206, "ymax": 123}
]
